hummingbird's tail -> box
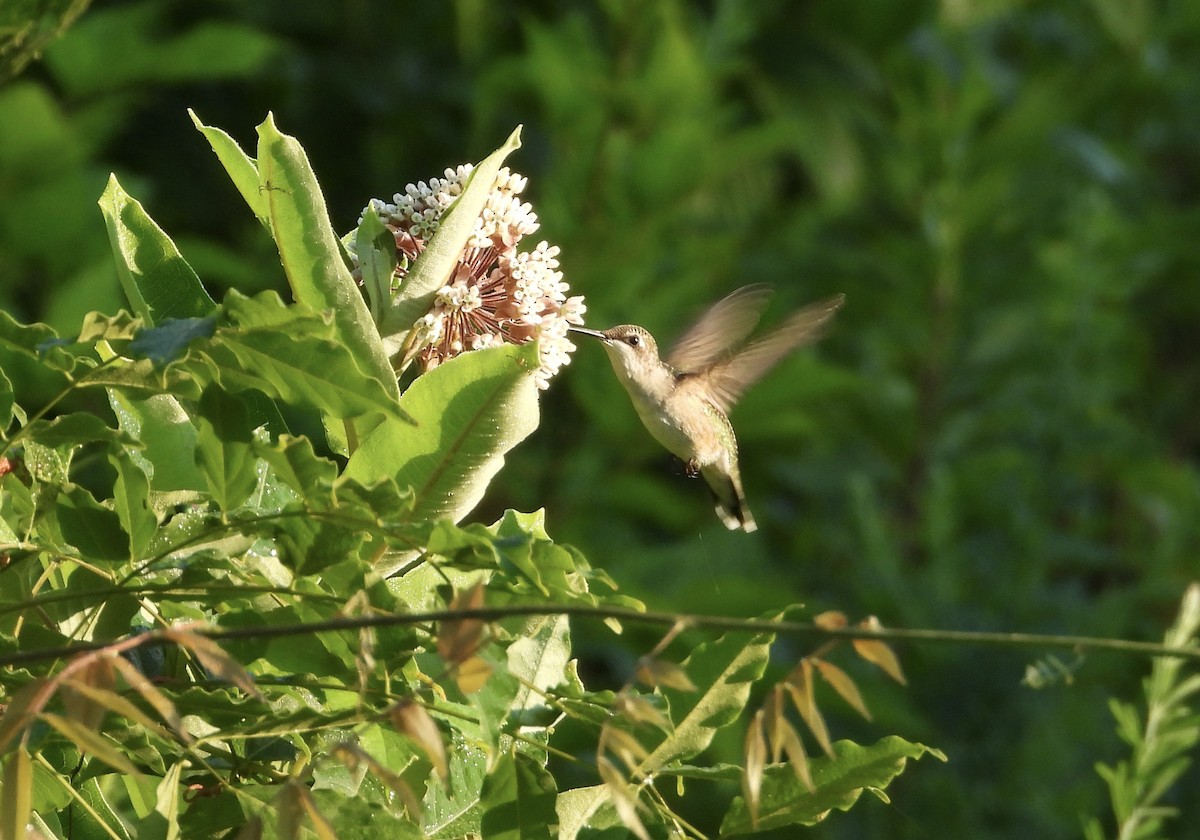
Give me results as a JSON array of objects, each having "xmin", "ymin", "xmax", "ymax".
[{"xmin": 705, "ymin": 469, "xmax": 758, "ymax": 533}]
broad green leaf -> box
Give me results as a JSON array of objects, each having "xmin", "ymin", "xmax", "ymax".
[
  {"xmin": 98, "ymin": 175, "xmax": 217, "ymax": 325},
  {"xmin": 639, "ymin": 628, "xmax": 774, "ymax": 770},
  {"xmin": 108, "ymin": 391, "xmax": 205, "ymax": 493},
  {"xmin": 126, "ymin": 316, "xmax": 218, "ymax": 366},
  {"xmin": 253, "ymin": 435, "xmax": 338, "ymax": 503},
  {"xmin": 189, "ymin": 109, "xmax": 268, "ymax": 226},
  {"xmin": 193, "ymin": 291, "xmax": 409, "ymax": 423},
  {"xmin": 479, "ymin": 751, "xmax": 558, "ymax": 840},
  {"xmin": 423, "ymin": 733, "xmax": 488, "ymax": 839},
  {"xmin": 254, "ymin": 113, "xmax": 399, "ymax": 403},
  {"xmin": 110, "ymin": 449, "xmax": 156, "ymax": 558},
  {"xmin": 720, "ymin": 737, "xmax": 946, "ymax": 834},
  {"xmin": 382, "ymin": 127, "xmax": 523, "ymax": 338},
  {"xmin": 194, "ymin": 387, "xmax": 257, "ymax": 511},
  {"xmin": 53, "ymin": 485, "xmax": 129, "ymax": 563},
  {"xmin": 344, "ymin": 342, "xmax": 540, "ymax": 525},
  {"xmin": 40, "ymin": 713, "xmax": 141, "ymax": 777},
  {"xmin": 507, "ymin": 615, "xmax": 571, "ymax": 727},
  {"xmin": 0, "ymin": 747, "xmax": 31, "ymax": 840}
]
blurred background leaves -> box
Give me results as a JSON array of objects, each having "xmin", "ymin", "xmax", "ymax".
[{"xmin": 4, "ymin": 0, "xmax": 1200, "ymax": 836}]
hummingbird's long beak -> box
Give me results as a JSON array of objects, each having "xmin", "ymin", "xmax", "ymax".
[{"xmin": 569, "ymin": 326, "xmax": 609, "ymax": 343}]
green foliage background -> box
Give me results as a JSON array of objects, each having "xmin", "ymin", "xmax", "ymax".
[{"xmin": 3, "ymin": 0, "xmax": 1199, "ymax": 836}]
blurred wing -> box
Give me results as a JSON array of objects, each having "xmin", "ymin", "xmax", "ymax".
[
  {"xmin": 666, "ymin": 285, "xmax": 773, "ymax": 373},
  {"xmin": 700, "ymin": 294, "xmax": 845, "ymax": 413}
]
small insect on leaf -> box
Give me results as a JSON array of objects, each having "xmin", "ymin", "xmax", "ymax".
[
  {"xmin": 812, "ymin": 658, "xmax": 872, "ymax": 720},
  {"xmin": 784, "ymin": 660, "xmax": 833, "ymax": 756},
  {"xmin": 598, "ymin": 755, "xmax": 651, "ymax": 840},
  {"xmin": 853, "ymin": 616, "xmax": 907, "ymax": 684},
  {"xmin": 743, "ymin": 708, "xmax": 767, "ymax": 828},
  {"xmin": 165, "ymin": 628, "xmax": 266, "ymax": 700},
  {"xmin": 389, "ymin": 698, "xmax": 448, "ymax": 783},
  {"xmin": 635, "ymin": 658, "xmax": 696, "ymax": 692},
  {"xmin": 437, "ymin": 581, "xmax": 487, "ymax": 665}
]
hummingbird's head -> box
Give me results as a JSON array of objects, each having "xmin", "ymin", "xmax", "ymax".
[{"xmin": 570, "ymin": 324, "xmax": 664, "ymax": 385}]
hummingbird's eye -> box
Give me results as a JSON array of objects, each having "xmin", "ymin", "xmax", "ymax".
[{"xmin": 627, "ymin": 335, "xmax": 640, "ymax": 347}]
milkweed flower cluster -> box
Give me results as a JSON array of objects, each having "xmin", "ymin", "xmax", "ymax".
[{"xmin": 350, "ymin": 165, "xmax": 585, "ymax": 389}]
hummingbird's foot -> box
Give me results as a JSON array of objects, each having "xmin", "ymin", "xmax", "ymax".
[{"xmin": 684, "ymin": 458, "xmax": 701, "ymax": 478}]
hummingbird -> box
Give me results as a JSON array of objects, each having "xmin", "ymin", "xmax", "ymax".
[{"xmin": 571, "ymin": 286, "xmax": 844, "ymax": 532}]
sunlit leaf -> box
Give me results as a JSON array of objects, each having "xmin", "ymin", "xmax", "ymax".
[
  {"xmin": 111, "ymin": 656, "xmax": 188, "ymax": 742},
  {"xmin": 813, "ymin": 658, "xmax": 872, "ymax": 720},
  {"xmin": 39, "ymin": 712, "xmax": 141, "ymax": 777},
  {"xmin": 784, "ymin": 660, "xmax": 833, "ymax": 756},
  {"xmin": 597, "ymin": 756, "xmax": 650, "ymax": 840},
  {"xmin": 344, "ymin": 342, "xmax": 540, "ymax": 525},
  {"xmin": 255, "ymin": 113, "xmax": 399, "ymax": 404},
  {"xmin": 164, "ymin": 628, "xmax": 264, "ymax": 700},
  {"xmin": 853, "ymin": 617, "xmax": 906, "ymax": 685},
  {"xmin": 743, "ymin": 709, "xmax": 766, "ymax": 828},
  {"xmin": 479, "ymin": 750, "xmax": 558, "ymax": 840},
  {"xmin": 389, "ymin": 699, "xmax": 448, "ymax": 783},
  {"xmin": 383, "ymin": 126, "xmax": 523, "ymax": 338},
  {"xmin": 189, "ymin": 110, "xmax": 268, "ymax": 227},
  {"xmin": 437, "ymin": 582, "xmax": 486, "ymax": 665},
  {"xmin": 98, "ymin": 174, "xmax": 217, "ymax": 326},
  {"xmin": 721, "ymin": 737, "xmax": 946, "ymax": 834},
  {"xmin": 634, "ymin": 658, "xmax": 696, "ymax": 693},
  {"xmin": 0, "ymin": 747, "xmax": 31, "ymax": 840},
  {"xmin": 60, "ymin": 657, "xmax": 116, "ymax": 732},
  {"xmin": 454, "ymin": 655, "xmax": 494, "ymax": 695}
]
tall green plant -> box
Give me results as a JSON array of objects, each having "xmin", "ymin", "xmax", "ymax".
[{"xmin": 0, "ymin": 116, "xmax": 933, "ymax": 837}]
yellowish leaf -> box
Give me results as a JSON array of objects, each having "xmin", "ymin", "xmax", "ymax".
[
  {"xmin": 454, "ymin": 655, "xmax": 493, "ymax": 695},
  {"xmin": 634, "ymin": 658, "xmax": 696, "ymax": 692},
  {"xmin": 0, "ymin": 681, "xmax": 51, "ymax": 755},
  {"xmin": 1, "ymin": 747, "xmax": 32, "ymax": 840},
  {"xmin": 39, "ymin": 712, "xmax": 141, "ymax": 777},
  {"xmin": 812, "ymin": 658, "xmax": 872, "ymax": 720},
  {"xmin": 389, "ymin": 699, "xmax": 448, "ymax": 782},
  {"xmin": 112, "ymin": 655, "xmax": 189, "ymax": 742},
  {"xmin": 60, "ymin": 678, "xmax": 172, "ymax": 740},
  {"xmin": 297, "ymin": 784, "xmax": 338, "ymax": 840},
  {"xmin": 612, "ymin": 692, "xmax": 670, "ymax": 731},
  {"xmin": 743, "ymin": 709, "xmax": 766, "ymax": 828},
  {"xmin": 778, "ymin": 719, "xmax": 814, "ymax": 790},
  {"xmin": 61, "ymin": 657, "xmax": 116, "ymax": 732},
  {"xmin": 784, "ymin": 661, "xmax": 832, "ymax": 756},
  {"xmin": 603, "ymin": 725, "xmax": 649, "ymax": 771},
  {"xmin": 165, "ymin": 628, "xmax": 265, "ymax": 700},
  {"xmin": 813, "ymin": 611, "xmax": 848, "ymax": 630},
  {"xmin": 853, "ymin": 617, "xmax": 907, "ymax": 684},
  {"xmin": 759, "ymin": 685, "xmax": 781, "ymax": 764},
  {"xmin": 437, "ymin": 582, "xmax": 486, "ymax": 665},
  {"xmin": 597, "ymin": 756, "xmax": 650, "ymax": 840},
  {"xmin": 331, "ymin": 742, "xmax": 423, "ymax": 820}
]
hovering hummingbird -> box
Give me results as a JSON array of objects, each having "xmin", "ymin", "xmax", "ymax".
[{"xmin": 571, "ymin": 286, "xmax": 844, "ymax": 532}]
